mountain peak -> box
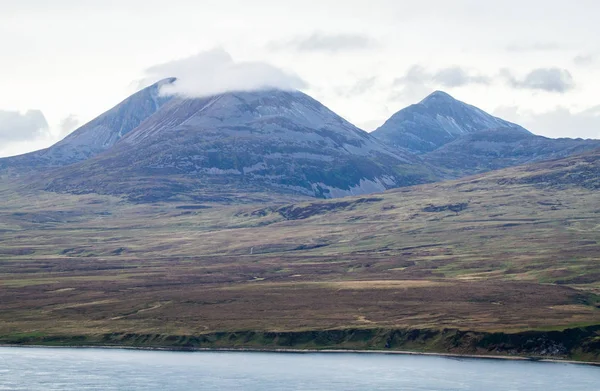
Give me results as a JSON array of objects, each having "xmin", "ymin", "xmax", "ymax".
[
  {"xmin": 420, "ymin": 90, "xmax": 455, "ymax": 104},
  {"xmin": 0, "ymin": 79, "xmax": 176, "ymax": 172},
  {"xmin": 153, "ymin": 77, "xmax": 177, "ymax": 89},
  {"xmin": 372, "ymin": 91, "xmax": 529, "ymax": 154}
]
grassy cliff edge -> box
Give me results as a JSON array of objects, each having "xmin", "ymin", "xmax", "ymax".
[{"xmin": 3, "ymin": 326, "xmax": 600, "ymax": 363}]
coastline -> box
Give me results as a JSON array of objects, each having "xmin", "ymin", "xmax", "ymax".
[
  {"xmin": 2, "ymin": 326, "xmax": 599, "ymax": 366},
  {"xmin": 2, "ymin": 343, "xmax": 599, "ymax": 367}
]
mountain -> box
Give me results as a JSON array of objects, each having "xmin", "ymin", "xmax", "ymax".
[
  {"xmin": 6, "ymin": 84, "xmax": 595, "ymax": 202},
  {"xmin": 423, "ymin": 127, "xmax": 600, "ymax": 178},
  {"xmin": 36, "ymin": 89, "xmax": 436, "ymax": 201},
  {"xmin": 371, "ymin": 91, "xmax": 529, "ymax": 154},
  {"xmin": 0, "ymin": 78, "xmax": 175, "ymax": 175},
  {"xmin": 372, "ymin": 91, "xmax": 600, "ymax": 178}
]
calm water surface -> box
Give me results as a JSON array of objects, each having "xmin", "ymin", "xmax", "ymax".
[{"xmin": 0, "ymin": 347, "xmax": 599, "ymax": 390}]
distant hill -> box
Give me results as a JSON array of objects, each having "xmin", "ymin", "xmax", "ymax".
[
  {"xmin": 423, "ymin": 127, "xmax": 600, "ymax": 178},
  {"xmin": 372, "ymin": 91, "xmax": 600, "ymax": 178},
  {"xmin": 371, "ymin": 91, "xmax": 528, "ymax": 154}
]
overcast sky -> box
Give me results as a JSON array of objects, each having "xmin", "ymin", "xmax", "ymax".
[{"xmin": 1, "ymin": 0, "xmax": 599, "ymax": 157}]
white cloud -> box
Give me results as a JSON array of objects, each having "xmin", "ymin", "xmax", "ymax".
[
  {"xmin": 432, "ymin": 67, "xmax": 491, "ymax": 87},
  {"xmin": 143, "ymin": 48, "xmax": 307, "ymax": 99},
  {"xmin": 0, "ymin": 110, "xmax": 84, "ymax": 157},
  {"xmin": 393, "ymin": 65, "xmax": 429, "ymax": 86},
  {"xmin": 494, "ymin": 105, "xmax": 600, "ymax": 140},
  {"xmin": 58, "ymin": 114, "xmax": 80, "ymax": 137},
  {"xmin": 501, "ymin": 68, "xmax": 575, "ymax": 93},
  {"xmin": 0, "ymin": 136, "xmax": 55, "ymax": 158},
  {"xmin": 388, "ymin": 66, "xmax": 432, "ymax": 103},
  {"xmin": 388, "ymin": 65, "xmax": 490, "ymax": 104},
  {"xmin": 505, "ymin": 42, "xmax": 565, "ymax": 52},
  {"xmin": 334, "ymin": 77, "xmax": 378, "ymax": 97},
  {"xmin": 269, "ymin": 32, "xmax": 377, "ymax": 52},
  {"xmin": 0, "ymin": 109, "xmax": 49, "ymax": 142},
  {"xmin": 394, "ymin": 65, "xmax": 491, "ymax": 89},
  {"xmin": 574, "ymin": 53, "xmax": 597, "ymax": 66}
]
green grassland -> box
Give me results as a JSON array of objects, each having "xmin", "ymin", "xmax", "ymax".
[{"xmin": 1, "ymin": 152, "xmax": 599, "ymax": 360}]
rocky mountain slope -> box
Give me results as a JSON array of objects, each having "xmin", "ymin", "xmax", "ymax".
[
  {"xmin": 372, "ymin": 91, "xmax": 600, "ymax": 178},
  {"xmin": 371, "ymin": 91, "xmax": 528, "ymax": 154},
  {"xmin": 423, "ymin": 127, "xmax": 600, "ymax": 177},
  {"xmin": 37, "ymin": 89, "xmax": 436, "ymax": 201},
  {"xmin": 3, "ymin": 84, "xmax": 598, "ymax": 201},
  {"xmin": 0, "ymin": 79, "xmax": 175, "ymax": 175}
]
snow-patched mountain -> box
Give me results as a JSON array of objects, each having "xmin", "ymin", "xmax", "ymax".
[
  {"xmin": 42, "ymin": 89, "xmax": 436, "ymax": 201},
  {"xmin": 423, "ymin": 127, "xmax": 600, "ymax": 178},
  {"xmin": 0, "ymin": 79, "xmax": 174, "ymax": 173},
  {"xmin": 372, "ymin": 91, "xmax": 529, "ymax": 154}
]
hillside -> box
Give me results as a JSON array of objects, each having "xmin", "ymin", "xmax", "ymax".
[
  {"xmin": 371, "ymin": 91, "xmax": 528, "ymax": 153},
  {"xmin": 0, "ymin": 79, "xmax": 174, "ymax": 175},
  {"xmin": 3, "ymin": 86, "xmax": 598, "ymax": 201},
  {"xmin": 33, "ymin": 90, "xmax": 435, "ymax": 201},
  {"xmin": 371, "ymin": 91, "xmax": 600, "ymax": 179},
  {"xmin": 423, "ymin": 127, "xmax": 600, "ymax": 178},
  {"xmin": 1, "ymin": 150, "xmax": 599, "ymax": 360}
]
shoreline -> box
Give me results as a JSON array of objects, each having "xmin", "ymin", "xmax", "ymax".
[{"xmin": 2, "ymin": 343, "xmax": 599, "ymax": 367}]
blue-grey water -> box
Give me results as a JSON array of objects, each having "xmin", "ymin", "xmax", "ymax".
[{"xmin": 0, "ymin": 347, "xmax": 599, "ymax": 390}]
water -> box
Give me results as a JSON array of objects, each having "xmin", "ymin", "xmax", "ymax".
[{"xmin": 0, "ymin": 347, "xmax": 598, "ymax": 390}]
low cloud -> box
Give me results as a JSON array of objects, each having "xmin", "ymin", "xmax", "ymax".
[
  {"xmin": 394, "ymin": 65, "xmax": 428, "ymax": 86},
  {"xmin": 58, "ymin": 114, "xmax": 80, "ymax": 137},
  {"xmin": 359, "ymin": 119, "xmax": 388, "ymax": 132},
  {"xmin": 0, "ymin": 109, "xmax": 55, "ymax": 158},
  {"xmin": 494, "ymin": 105, "xmax": 600, "ymax": 140},
  {"xmin": 0, "ymin": 109, "xmax": 50, "ymax": 142},
  {"xmin": 394, "ymin": 65, "xmax": 576, "ymax": 94},
  {"xmin": 574, "ymin": 54, "xmax": 597, "ymax": 66},
  {"xmin": 335, "ymin": 77, "xmax": 377, "ymax": 97},
  {"xmin": 433, "ymin": 67, "xmax": 491, "ymax": 87},
  {"xmin": 390, "ymin": 66, "xmax": 437, "ymax": 103},
  {"xmin": 144, "ymin": 48, "xmax": 306, "ymax": 98},
  {"xmin": 269, "ymin": 32, "xmax": 376, "ymax": 53},
  {"xmin": 394, "ymin": 65, "xmax": 490, "ymax": 88},
  {"xmin": 501, "ymin": 67, "xmax": 575, "ymax": 93},
  {"xmin": 506, "ymin": 42, "xmax": 564, "ymax": 52}
]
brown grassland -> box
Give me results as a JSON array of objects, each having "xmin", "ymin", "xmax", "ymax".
[{"xmin": 1, "ymin": 152, "xmax": 599, "ymax": 360}]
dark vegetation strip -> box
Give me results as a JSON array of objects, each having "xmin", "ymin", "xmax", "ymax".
[{"xmin": 3, "ymin": 326, "xmax": 599, "ymax": 363}]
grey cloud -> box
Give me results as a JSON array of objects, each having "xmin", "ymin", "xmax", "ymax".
[
  {"xmin": 433, "ymin": 67, "xmax": 491, "ymax": 87},
  {"xmin": 269, "ymin": 32, "xmax": 376, "ymax": 53},
  {"xmin": 506, "ymin": 42, "xmax": 564, "ymax": 52},
  {"xmin": 390, "ymin": 66, "xmax": 433, "ymax": 102},
  {"xmin": 574, "ymin": 54, "xmax": 597, "ymax": 66},
  {"xmin": 394, "ymin": 65, "xmax": 490, "ymax": 88},
  {"xmin": 494, "ymin": 105, "xmax": 600, "ymax": 140},
  {"xmin": 335, "ymin": 77, "xmax": 377, "ymax": 97},
  {"xmin": 0, "ymin": 109, "xmax": 49, "ymax": 142},
  {"xmin": 393, "ymin": 65, "xmax": 428, "ymax": 85},
  {"xmin": 502, "ymin": 67, "xmax": 575, "ymax": 93},
  {"xmin": 358, "ymin": 119, "xmax": 387, "ymax": 132},
  {"xmin": 348, "ymin": 77, "xmax": 377, "ymax": 94},
  {"xmin": 145, "ymin": 48, "xmax": 306, "ymax": 98},
  {"xmin": 58, "ymin": 114, "xmax": 80, "ymax": 137}
]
